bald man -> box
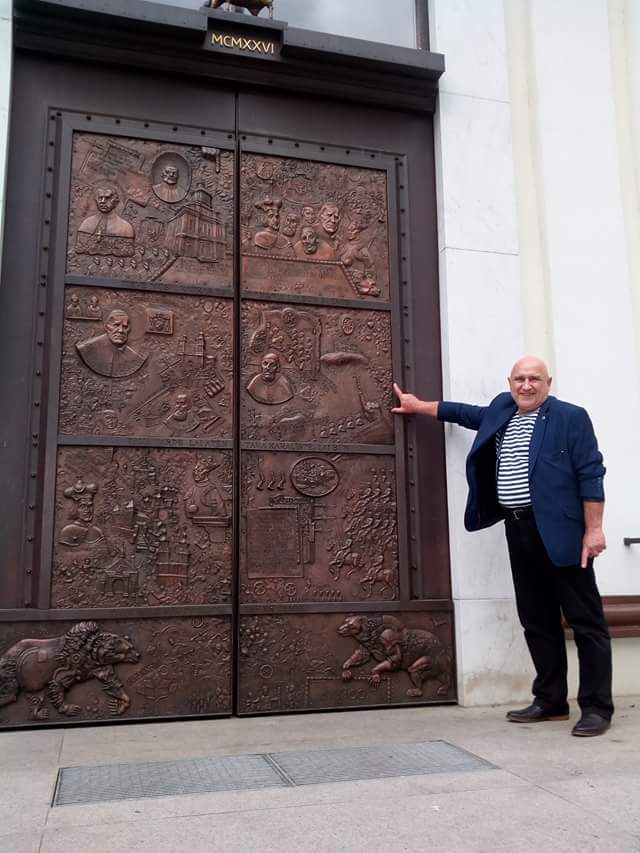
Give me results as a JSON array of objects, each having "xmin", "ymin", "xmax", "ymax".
[{"xmin": 393, "ymin": 357, "xmax": 613, "ymax": 737}]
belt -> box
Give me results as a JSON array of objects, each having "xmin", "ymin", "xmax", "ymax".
[{"xmin": 502, "ymin": 506, "xmax": 534, "ymax": 521}]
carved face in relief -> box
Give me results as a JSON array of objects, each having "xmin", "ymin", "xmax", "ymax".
[
  {"xmin": 282, "ymin": 212, "xmax": 299, "ymax": 237},
  {"xmin": 266, "ymin": 206, "xmax": 280, "ymax": 232},
  {"xmin": 150, "ymin": 153, "xmax": 191, "ymax": 205},
  {"xmin": 260, "ymin": 352, "xmax": 280, "ymax": 382},
  {"xmin": 193, "ymin": 458, "xmax": 216, "ymax": 483},
  {"xmin": 319, "ymin": 204, "xmax": 340, "ymax": 236},
  {"xmin": 95, "ymin": 187, "xmax": 119, "ymax": 214},
  {"xmin": 161, "ymin": 165, "xmax": 179, "ymax": 186},
  {"xmin": 302, "ymin": 206, "xmax": 316, "ymax": 225},
  {"xmin": 105, "ymin": 310, "xmax": 131, "ymax": 347},
  {"xmin": 347, "ymin": 219, "xmax": 365, "ymax": 241},
  {"xmin": 63, "ymin": 479, "xmax": 99, "ymax": 523},
  {"xmin": 60, "ymin": 479, "xmax": 104, "ymax": 548},
  {"xmin": 300, "ymin": 226, "xmax": 319, "ymax": 255},
  {"xmin": 173, "ymin": 393, "xmax": 190, "ymax": 421},
  {"xmin": 76, "ymin": 494, "xmax": 96, "ymax": 524},
  {"xmin": 99, "ymin": 410, "xmax": 119, "ymax": 431},
  {"xmin": 256, "ymin": 197, "xmax": 282, "ymax": 233}
]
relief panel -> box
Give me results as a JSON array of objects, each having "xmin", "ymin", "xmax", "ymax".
[
  {"xmin": 59, "ymin": 288, "xmax": 232, "ymax": 440},
  {"xmin": 51, "ymin": 447, "xmax": 232, "ymax": 608},
  {"xmin": 241, "ymin": 153, "xmax": 390, "ymax": 302},
  {"xmin": 241, "ymin": 452, "xmax": 399, "ymax": 603},
  {"xmin": 0, "ymin": 617, "xmax": 231, "ymax": 726},
  {"xmin": 241, "ymin": 301, "xmax": 394, "ymax": 445},
  {"xmin": 237, "ymin": 612, "xmax": 454, "ymax": 713},
  {"xmin": 66, "ymin": 133, "xmax": 234, "ymax": 289}
]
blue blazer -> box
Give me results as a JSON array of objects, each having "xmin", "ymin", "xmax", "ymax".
[{"xmin": 438, "ymin": 393, "xmax": 605, "ymax": 567}]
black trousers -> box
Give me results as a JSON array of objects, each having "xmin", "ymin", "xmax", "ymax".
[{"xmin": 504, "ymin": 515, "xmax": 614, "ymax": 720}]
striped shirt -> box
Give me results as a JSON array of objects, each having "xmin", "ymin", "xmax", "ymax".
[{"xmin": 496, "ymin": 410, "xmax": 539, "ymax": 508}]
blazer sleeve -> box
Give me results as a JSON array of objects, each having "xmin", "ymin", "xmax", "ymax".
[
  {"xmin": 568, "ymin": 407, "xmax": 606, "ymax": 501},
  {"xmin": 437, "ymin": 401, "xmax": 486, "ymax": 432}
]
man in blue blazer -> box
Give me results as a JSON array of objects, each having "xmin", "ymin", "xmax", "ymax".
[{"xmin": 393, "ymin": 356, "xmax": 613, "ymax": 736}]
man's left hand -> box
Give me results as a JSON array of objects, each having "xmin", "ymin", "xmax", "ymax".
[{"xmin": 581, "ymin": 528, "xmax": 606, "ymax": 568}]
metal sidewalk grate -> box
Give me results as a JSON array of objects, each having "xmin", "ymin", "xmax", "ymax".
[
  {"xmin": 53, "ymin": 740, "xmax": 494, "ymax": 806},
  {"xmin": 270, "ymin": 740, "xmax": 492, "ymax": 786},
  {"xmin": 53, "ymin": 754, "xmax": 287, "ymax": 805}
]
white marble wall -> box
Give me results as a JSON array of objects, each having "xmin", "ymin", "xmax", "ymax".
[
  {"xmin": 525, "ymin": 0, "xmax": 640, "ymax": 601},
  {"xmin": 429, "ymin": 0, "xmax": 533, "ymax": 706},
  {"xmin": 568, "ymin": 637, "xmax": 640, "ymax": 699},
  {"xmin": 0, "ymin": 0, "xmax": 11, "ymax": 253},
  {"xmin": 431, "ymin": 0, "xmax": 640, "ymax": 705}
]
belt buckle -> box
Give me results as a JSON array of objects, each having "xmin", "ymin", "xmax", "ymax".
[{"xmin": 513, "ymin": 507, "xmax": 527, "ymax": 520}]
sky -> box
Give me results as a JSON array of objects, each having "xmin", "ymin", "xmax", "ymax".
[{"xmin": 146, "ymin": 0, "xmax": 417, "ymax": 48}]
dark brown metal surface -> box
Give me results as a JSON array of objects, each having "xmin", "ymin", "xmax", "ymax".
[
  {"xmin": 235, "ymin": 136, "xmax": 436, "ymax": 714},
  {"xmin": 67, "ymin": 133, "xmax": 234, "ymax": 289},
  {"xmin": 241, "ymin": 301, "xmax": 394, "ymax": 446},
  {"xmin": 59, "ymin": 288, "xmax": 233, "ymax": 440},
  {"xmin": 241, "ymin": 153, "xmax": 390, "ymax": 302},
  {"xmin": 241, "ymin": 452, "xmax": 398, "ymax": 604},
  {"xmin": 0, "ymin": 617, "xmax": 232, "ymax": 726},
  {"xmin": 237, "ymin": 611, "xmax": 454, "ymax": 713},
  {"xmin": 0, "ymin": 41, "xmax": 451, "ymax": 726},
  {"xmin": 51, "ymin": 447, "xmax": 233, "ymax": 609}
]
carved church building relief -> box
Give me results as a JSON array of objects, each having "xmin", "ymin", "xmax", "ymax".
[{"xmin": 67, "ymin": 134, "xmax": 234, "ymax": 288}]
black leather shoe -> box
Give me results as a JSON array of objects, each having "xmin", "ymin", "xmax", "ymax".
[
  {"xmin": 506, "ymin": 703, "xmax": 570, "ymax": 723},
  {"xmin": 571, "ymin": 713, "xmax": 610, "ymax": 737}
]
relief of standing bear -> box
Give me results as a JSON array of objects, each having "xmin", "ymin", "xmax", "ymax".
[
  {"xmin": 338, "ymin": 615, "xmax": 451, "ymax": 698},
  {"xmin": 0, "ymin": 621, "xmax": 140, "ymax": 720}
]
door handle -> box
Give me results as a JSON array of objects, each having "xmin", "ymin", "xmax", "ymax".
[{"xmin": 623, "ymin": 538, "xmax": 640, "ymax": 546}]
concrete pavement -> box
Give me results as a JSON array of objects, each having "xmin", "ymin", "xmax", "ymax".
[{"xmin": 1, "ymin": 698, "xmax": 639, "ymax": 852}]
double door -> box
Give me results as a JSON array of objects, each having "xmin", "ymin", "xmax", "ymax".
[{"xmin": 0, "ymin": 61, "xmax": 452, "ymax": 725}]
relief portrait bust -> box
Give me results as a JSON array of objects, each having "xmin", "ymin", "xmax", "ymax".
[
  {"xmin": 76, "ymin": 186, "xmax": 135, "ymax": 257},
  {"xmin": 151, "ymin": 153, "xmax": 191, "ymax": 204},
  {"xmin": 59, "ymin": 479, "xmax": 104, "ymax": 548},
  {"xmin": 293, "ymin": 226, "xmax": 335, "ymax": 261},
  {"xmin": 253, "ymin": 197, "xmax": 291, "ymax": 252},
  {"xmin": 76, "ymin": 309, "xmax": 147, "ymax": 379},
  {"xmin": 246, "ymin": 352, "xmax": 294, "ymax": 405}
]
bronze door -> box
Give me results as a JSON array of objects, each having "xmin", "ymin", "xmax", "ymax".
[
  {"xmin": 0, "ymin": 87, "xmax": 238, "ymax": 724},
  {"xmin": 0, "ymin": 57, "xmax": 452, "ymax": 726},
  {"xmin": 235, "ymin": 125, "xmax": 454, "ymax": 714}
]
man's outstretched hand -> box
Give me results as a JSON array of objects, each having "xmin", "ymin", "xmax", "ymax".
[{"xmin": 391, "ymin": 383, "xmax": 439, "ymax": 418}]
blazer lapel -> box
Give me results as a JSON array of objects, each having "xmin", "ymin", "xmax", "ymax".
[
  {"xmin": 529, "ymin": 396, "xmax": 553, "ymax": 474},
  {"xmin": 474, "ymin": 398, "xmax": 516, "ymax": 451}
]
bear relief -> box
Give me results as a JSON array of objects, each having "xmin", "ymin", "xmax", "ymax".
[
  {"xmin": 0, "ymin": 621, "xmax": 140, "ymax": 721},
  {"xmin": 338, "ymin": 615, "xmax": 451, "ymax": 698}
]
